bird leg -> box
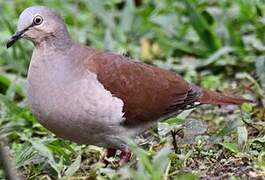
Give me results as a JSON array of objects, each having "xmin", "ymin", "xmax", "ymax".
[
  {"xmin": 119, "ymin": 150, "xmax": 132, "ymax": 165},
  {"xmin": 104, "ymin": 148, "xmax": 117, "ymax": 166},
  {"xmin": 171, "ymin": 129, "xmax": 182, "ymax": 154},
  {"xmin": 170, "ymin": 130, "xmax": 178, "ymax": 154}
]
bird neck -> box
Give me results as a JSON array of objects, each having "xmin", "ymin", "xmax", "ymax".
[{"xmin": 34, "ymin": 28, "xmax": 73, "ymax": 51}]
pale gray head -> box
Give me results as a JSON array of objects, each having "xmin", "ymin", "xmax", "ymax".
[{"xmin": 7, "ymin": 6, "xmax": 70, "ymax": 48}]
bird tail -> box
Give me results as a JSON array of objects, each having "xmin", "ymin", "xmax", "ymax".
[{"xmin": 198, "ymin": 89, "xmax": 253, "ymax": 105}]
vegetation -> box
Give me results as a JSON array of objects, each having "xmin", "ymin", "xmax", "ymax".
[{"xmin": 0, "ymin": 0, "xmax": 264, "ymax": 179}]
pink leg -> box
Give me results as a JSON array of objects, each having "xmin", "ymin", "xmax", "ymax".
[{"xmin": 119, "ymin": 150, "xmax": 132, "ymax": 165}]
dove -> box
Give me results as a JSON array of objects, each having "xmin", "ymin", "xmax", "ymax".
[{"xmin": 7, "ymin": 6, "xmax": 252, "ymax": 163}]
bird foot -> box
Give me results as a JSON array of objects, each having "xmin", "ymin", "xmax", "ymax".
[
  {"xmin": 103, "ymin": 148, "xmax": 117, "ymax": 166},
  {"xmin": 103, "ymin": 148, "xmax": 132, "ymax": 167},
  {"xmin": 118, "ymin": 150, "xmax": 132, "ymax": 166}
]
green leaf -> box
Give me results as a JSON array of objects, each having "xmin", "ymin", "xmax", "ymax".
[
  {"xmin": 256, "ymin": 56, "xmax": 265, "ymax": 90},
  {"xmin": 104, "ymin": 29, "xmax": 116, "ymax": 51},
  {"xmin": 46, "ymin": 140, "xmax": 75, "ymax": 162},
  {"xmin": 218, "ymin": 118, "xmax": 243, "ymax": 136},
  {"xmin": 184, "ymin": 0, "xmax": 221, "ymax": 52},
  {"xmin": 219, "ymin": 142, "xmax": 239, "ymax": 153},
  {"xmin": 14, "ymin": 143, "xmax": 36, "ymax": 168},
  {"xmin": 19, "ymin": 135, "xmax": 63, "ymax": 178},
  {"xmin": 226, "ymin": 20, "xmax": 245, "ymax": 49},
  {"xmin": 86, "ymin": 0, "xmax": 115, "ymax": 30},
  {"xmin": 0, "ymin": 74, "xmax": 26, "ymax": 98},
  {"xmin": 152, "ymin": 147, "xmax": 171, "ymax": 179},
  {"xmin": 197, "ymin": 46, "xmax": 234, "ymax": 68},
  {"xmin": 164, "ymin": 117, "xmax": 185, "ymax": 126},
  {"xmin": 175, "ymin": 172, "xmax": 199, "ymax": 180},
  {"xmin": 150, "ymin": 14, "xmax": 178, "ymax": 36},
  {"xmin": 236, "ymin": 0, "xmax": 257, "ymax": 20},
  {"xmin": 257, "ymin": 151, "xmax": 265, "ymax": 170},
  {"xmin": 241, "ymin": 103, "xmax": 253, "ymax": 113},
  {"xmin": 0, "ymin": 74, "xmax": 10, "ymax": 93},
  {"xmin": 129, "ymin": 140, "xmax": 153, "ymax": 175},
  {"xmin": 237, "ymin": 126, "xmax": 248, "ymax": 151},
  {"xmin": 120, "ymin": 0, "xmax": 135, "ymax": 33},
  {"xmin": 64, "ymin": 155, "xmax": 81, "ymax": 177},
  {"xmin": 251, "ymin": 135, "xmax": 265, "ymax": 144}
]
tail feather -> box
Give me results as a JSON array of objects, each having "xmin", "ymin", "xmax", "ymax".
[{"xmin": 198, "ymin": 89, "xmax": 253, "ymax": 105}]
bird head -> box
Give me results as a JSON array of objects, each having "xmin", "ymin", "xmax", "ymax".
[{"xmin": 7, "ymin": 6, "xmax": 68, "ymax": 48}]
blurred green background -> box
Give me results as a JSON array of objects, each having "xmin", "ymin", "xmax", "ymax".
[{"xmin": 0, "ymin": 0, "xmax": 264, "ymax": 179}]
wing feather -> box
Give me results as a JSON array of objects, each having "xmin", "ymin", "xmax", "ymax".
[{"xmin": 89, "ymin": 52, "xmax": 199, "ymax": 124}]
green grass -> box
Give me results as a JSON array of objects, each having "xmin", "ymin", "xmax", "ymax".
[{"xmin": 0, "ymin": 0, "xmax": 265, "ymax": 179}]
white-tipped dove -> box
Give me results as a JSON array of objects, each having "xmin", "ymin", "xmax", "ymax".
[{"xmin": 7, "ymin": 6, "xmax": 252, "ymax": 163}]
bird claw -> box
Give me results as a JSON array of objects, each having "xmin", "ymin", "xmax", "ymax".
[
  {"xmin": 118, "ymin": 150, "xmax": 132, "ymax": 166},
  {"xmin": 103, "ymin": 148, "xmax": 117, "ymax": 167},
  {"xmin": 103, "ymin": 148, "xmax": 132, "ymax": 167}
]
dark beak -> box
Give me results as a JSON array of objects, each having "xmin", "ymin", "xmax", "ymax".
[
  {"xmin": 6, "ymin": 30, "xmax": 25, "ymax": 48},
  {"xmin": 6, "ymin": 23, "xmax": 35, "ymax": 49}
]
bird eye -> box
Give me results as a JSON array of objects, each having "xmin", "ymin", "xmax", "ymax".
[{"xmin": 33, "ymin": 15, "xmax": 43, "ymax": 25}]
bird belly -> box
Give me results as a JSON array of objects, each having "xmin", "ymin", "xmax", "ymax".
[{"xmin": 27, "ymin": 71, "xmax": 131, "ymax": 149}]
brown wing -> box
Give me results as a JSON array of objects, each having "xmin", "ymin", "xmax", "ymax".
[{"xmin": 90, "ymin": 52, "xmax": 198, "ymax": 124}]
